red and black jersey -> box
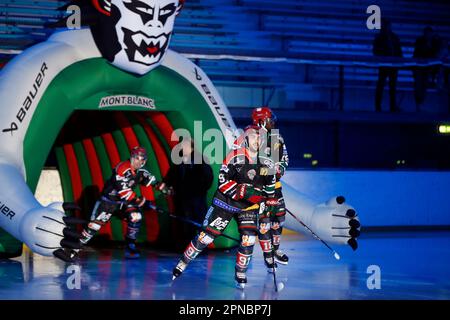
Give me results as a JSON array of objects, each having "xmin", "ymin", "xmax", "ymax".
[
  {"xmin": 233, "ymin": 128, "xmax": 288, "ymax": 181},
  {"xmin": 216, "ymin": 147, "xmax": 276, "ymax": 208},
  {"xmin": 102, "ymin": 160, "xmax": 157, "ymax": 204}
]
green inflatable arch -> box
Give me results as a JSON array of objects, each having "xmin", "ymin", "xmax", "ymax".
[{"xmin": 0, "ymin": 58, "xmax": 238, "ymax": 255}]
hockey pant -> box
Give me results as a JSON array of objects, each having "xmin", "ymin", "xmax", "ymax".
[
  {"xmin": 180, "ymin": 199, "xmax": 262, "ymax": 275},
  {"xmin": 259, "ymin": 187, "xmax": 286, "ymax": 260},
  {"xmin": 80, "ymin": 197, "xmax": 143, "ymax": 245}
]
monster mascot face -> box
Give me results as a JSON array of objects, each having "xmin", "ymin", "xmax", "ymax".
[{"xmin": 91, "ymin": 0, "xmax": 184, "ymax": 75}]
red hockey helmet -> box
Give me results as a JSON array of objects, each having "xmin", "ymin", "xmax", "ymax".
[
  {"xmin": 251, "ymin": 106, "xmax": 276, "ymax": 128},
  {"xmin": 244, "ymin": 124, "xmax": 262, "ymax": 133},
  {"xmin": 130, "ymin": 146, "xmax": 148, "ymax": 161}
]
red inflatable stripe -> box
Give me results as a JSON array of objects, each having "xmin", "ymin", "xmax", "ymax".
[
  {"xmin": 135, "ymin": 114, "xmax": 170, "ymax": 176},
  {"xmin": 101, "ymin": 133, "xmax": 121, "ymax": 168},
  {"xmin": 82, "ymin": 138, "xmax": 112, "ymax": 239},
  {"xmin": 136, "ymin": 113, "xmax": 176, "ymax": 238},
  {"xmin": 101, "ymin": 132, "xmax": 127, "ymax": 236},
  {"xmin": 62, "ymin": 144, "xmax": 83, "ymax": 222},
  {"xmin": 147, "ymin": 112, "xmax": 178, "ymax": 149}
]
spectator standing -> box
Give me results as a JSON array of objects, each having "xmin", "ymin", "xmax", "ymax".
[
  {"xmin": 373, "ymin": 19, "xmax": 403, "ymax": 112},
  {"xmin": 413, "ymin": 26, "xmax": 442, "ymax": 111},
  {"xmin": 165, "ymin": 138, "xmax": 214, "ymax": 244}
]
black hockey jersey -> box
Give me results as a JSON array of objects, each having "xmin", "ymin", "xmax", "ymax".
[
  {"xmin": 102, "ymin": 160, "xmax": 157, "ymax": 203},
  {"xmin": 215, "ymin": 147, "xmax": 276, "ymax": 209}
]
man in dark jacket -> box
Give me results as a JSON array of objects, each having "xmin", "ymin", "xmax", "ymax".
[
  {"xmin": 373, "ymin": 19, "xmax": 403, "ymax": 112},
  {"xmin": 165, "ymin": 138, "xmax": 214, "ymax": 243},
  {"xmin": 413, "ymin": 26, "xmax": 442, "ymax": 111}
]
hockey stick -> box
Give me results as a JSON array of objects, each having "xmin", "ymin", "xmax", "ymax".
[
  {"xmin": 145, "ymin": 203, "xmax": 241, "ymax": 243},
  {"xmin": 285, "ymin": 208, "xmax": 340, "ymax": 260}
]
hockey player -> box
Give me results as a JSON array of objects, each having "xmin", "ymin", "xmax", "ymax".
[
  {"xmin": 234, "ymin": 107, "xmax": 290, "ymax": 265},
  {"xmin": 172, "ymin": 126, "xmax": 280, "ymax": 288},
  {"xmin": 252, "ymin": 107, "xmax": 290, "ymax": 265},
  {"xmin": 78, "ymin": 146, "xmax": 172, "ymax": 259}
]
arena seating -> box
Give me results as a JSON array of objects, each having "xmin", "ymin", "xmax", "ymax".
[{"xmin": 1, "ymin": 0, "xmax": 449, "ymax": 109}]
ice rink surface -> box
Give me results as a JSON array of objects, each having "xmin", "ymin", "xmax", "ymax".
[{"xmin": 1, "ymin": 231, "xmax": 450, "ymax": 300}]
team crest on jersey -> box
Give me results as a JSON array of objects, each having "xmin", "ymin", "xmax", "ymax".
[
  {"xmin": 259, "ymin": 167, "xmax": 269, "ymax": 176},
  {"xmin": 247, "ymin": 169, "xmax": 256, "ymax": 180}
]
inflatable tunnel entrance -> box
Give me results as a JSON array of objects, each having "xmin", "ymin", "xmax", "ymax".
[
  {"xmin": 52, "ymin": 110, "xmax": 211, "ymax": 247},
  {"xmin": 0, "ymin": 29, "xmax": 238, "ymax": 258},
  {"xmin": 26, "ymin": 105, "xmax": 237, "ymax": 250}
]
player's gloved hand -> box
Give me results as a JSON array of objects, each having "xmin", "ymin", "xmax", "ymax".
[
  {"xmin": 233, "ymin": 183, "xmax": 265, "ymax": 203},
  {"xmin": 20, "ymin": 202, "xmax": 85, "ymax": 262},
  {"xmin": 135, "ymin": 200, "xmax": 167, "ymax": 216},
  {"xmin": 135, "ymin": 196, "xmax": 147, "ymax": 208},
  {"xmin": 155, "ymin": 182, "xmax": 174, "ymax": 195},
  {"xmin": 275, "ymin": 164, "xmax": 285, "ymax": 179},
  {"xmin": 261, "ymin": 198, "xmax": 279, "ymax": 217}
]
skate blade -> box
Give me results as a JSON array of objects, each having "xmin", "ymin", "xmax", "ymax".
[
  {"xmin": 235, "ymin": 282, "xmax": 246, "ymax": 289},
  {"xmin": 274, "ymin": 258, "xmax": 288, "ymax": 265}
]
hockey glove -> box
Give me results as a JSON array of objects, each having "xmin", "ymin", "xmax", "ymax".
[
  {"xmin": 233, "ymin": 183, "xmax": 265, "ymax": 203},
  {"xmin": 135, "ymin": 196, "xmax": 146, "ymax": 208},
  {"xmin": 275, "ymin": 164, "xmax": 286, "ymax": 179},
  {"xmin": 155, "ymin": 182, "xmax": 174, "ymax": 196}
]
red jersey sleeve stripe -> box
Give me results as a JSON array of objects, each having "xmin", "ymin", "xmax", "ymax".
[{"xmin": 219, "ymin": 181, "xmax": 237, "ymax": 194}]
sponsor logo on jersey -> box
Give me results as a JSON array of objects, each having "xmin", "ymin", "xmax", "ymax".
[
  {"xmin": 212, "ymin": 198, "xmax": 241, "ymax": 213},
  {"xmin": 259, "ymin": 223, "xmax": 271, "ymax": 234},
  {"xmin": 238, "ymin": 185, "xmax": 246, "ymax": 199},
  {"xmin": 247, "ymin": 169, "xmax": 256, "ymax": 180},
  {"xmin": 209, "ymin": 217, "xmax": 229, "ymax": 230},
  {"xmin": 129, "ymin": 212, "xmax": 142, "ymax": 223},
  {"xmin": 96, "ymin": 211, "xmax": 112, "ymax": 223},
  {"xmin": 241, "ymin": 234, "xmax": 256, "ymax": 247},
  {"xmin": 260, "ymin": 167, "xmax": 269, "ymax": 176},
  {"xmin": 197, "ymin": 231, "xmax": 214, "ymax": 245},
  {"xmin": 98, "ymin": 95, "xmax": 156, "ymax": 109}
]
